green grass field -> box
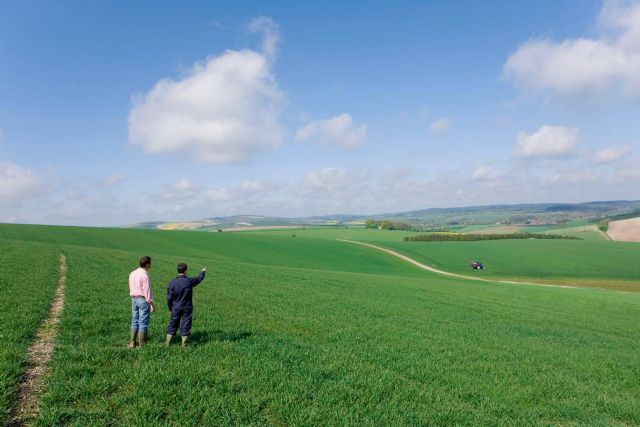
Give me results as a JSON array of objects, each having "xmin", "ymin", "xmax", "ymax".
[
  {"xmin": 0, "ymin": 223, "xmax": 639, "ymax": 425},
  {"xmin": 255, "ymin": 228, "xmax": 640, "ymax": 289},
  {"xmin": 0, "ymin": 239, "xmax": 59, "ymax": 422}
]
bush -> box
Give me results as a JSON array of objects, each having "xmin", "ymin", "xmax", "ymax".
[{"xmin": 598, "ymin": 221, "xmax": 609, "ymax": 233}]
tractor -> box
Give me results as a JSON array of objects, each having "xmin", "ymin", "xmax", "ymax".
[{"xmin": 470, "ymin": 261, "xmax": 485, "ymax": 270}]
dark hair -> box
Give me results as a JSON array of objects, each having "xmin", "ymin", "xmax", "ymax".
[
  {"xmin": 177, "ymin": 263, "xmax": 187, "ymax": 274},
  {"xmin": 139, "ymin": 256, "xmax": 151, "ymax": 268}
]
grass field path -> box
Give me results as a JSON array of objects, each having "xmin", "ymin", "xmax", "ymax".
[
  {"xmin": 339, "ymin": 239, "xmax": 579, "ymax": 290},
  {"xmin": 9, "ymin": 254, "xmax": 67, "ymax": 426}
]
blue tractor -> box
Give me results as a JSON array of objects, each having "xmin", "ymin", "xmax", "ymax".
[{"xmin": 470, "ymin": 261, "xmax": 485, "ymax": 270}]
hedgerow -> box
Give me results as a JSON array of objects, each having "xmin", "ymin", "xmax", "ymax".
[{"xmin": 404, "ymin": 232, "xmax": 580, "ymax": 241}]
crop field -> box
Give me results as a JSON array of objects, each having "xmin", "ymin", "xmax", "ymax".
[
  {"xmin": 0, "ymin": 223, "xmax": 639, "ymax": 425},
  {"xmin": 0, "ymin": 239, "xmax": 60, "ymax": 422},
  {"xmin": 542, "ymin": 225, "xmax": 609, "ymax": 241},
  {"xmin": 259, "ymin": 228, "xmax": 640, "ymax": 290}
]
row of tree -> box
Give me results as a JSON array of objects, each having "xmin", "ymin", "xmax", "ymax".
[
  {"xmin": 364, "ymin": 219, "xmax": 413, "ymax": 230},
  {"xmin": 404, "ymin": 233, "xmax": 580, "ymax": 242}
]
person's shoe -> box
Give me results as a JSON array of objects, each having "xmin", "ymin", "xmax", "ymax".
[
  {"xmin": 165, "ymin": 334, "xmax": 174, "ymax": 346},
  {"xmin": 130, "ymin": 329, "xmax": 137, "ymax": 349},
  {"xmin": 181, "ymin": 335, "xmax": 189, "ymax": 347},
  {"xmin": 137, "ymin": 331, "xmax": 145, "ymax": 348}
]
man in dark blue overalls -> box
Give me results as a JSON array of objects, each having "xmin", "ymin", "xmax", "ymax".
[{"xmin": 165, "ymin": 262, "xmax": 207, "ymax": 347}]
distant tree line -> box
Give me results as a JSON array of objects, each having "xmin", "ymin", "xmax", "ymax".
[
  {"xmin": 598, "ymin": 220, "xmax": 609, "ymax": 233},
  {"xmin": 364, "ymin": 219, "xmax": 413, "ymax": 230},
  {"xmin": 404, "ymin": 233, "xmax": 580, "ymax": 242},
  {"xmin": 597, "ymin": 209, "xmax": 640, "ymax": 233}
]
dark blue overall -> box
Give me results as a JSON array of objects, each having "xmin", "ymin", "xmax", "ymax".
[{"xmin": 166, "ymin": 271, "xmax": 205, "ymax": 336}]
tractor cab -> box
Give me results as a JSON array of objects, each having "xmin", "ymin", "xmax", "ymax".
[{"xmin": 470, "ymin": 261, "xmax": 485, "ymax": 270}]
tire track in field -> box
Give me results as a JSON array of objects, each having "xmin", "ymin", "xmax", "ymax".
[
  {"xmin": 8, "ymin": 253, "xmax": 67, "ymax": 426},
  {"xmin": 338, "ymin": 240, "xmax": 577, "ymax": 290}
]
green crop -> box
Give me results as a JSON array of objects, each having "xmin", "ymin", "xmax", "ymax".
[
  {"xmin": 0, "ymin": 224, "xmax": 638, "ymax": 425},
  {"xmin": 0, "ymin": 239, "xmax": 59, "ymax": 423},
  {"xmin": 253, "ymin": 228, "xmax": 640, "ymax": 286}
]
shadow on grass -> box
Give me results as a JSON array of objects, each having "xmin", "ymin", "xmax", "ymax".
[{"xmin": 189, "ymin": 329, "xmax": 253, "ymax": 345}]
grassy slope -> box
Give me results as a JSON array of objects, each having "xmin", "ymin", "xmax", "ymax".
[
  {"xmin": 380, "ymin": 240, "xmax": 640, "ymax": 280},
  {"xmin": 259, "ymin": 228, "xmax": 640, "ymax": 286},
  {"xmin": 0, "ymin": 224, "xmax": 638, "ymax": 424},
  {"xmin": 541, "ymin": 225, "xmax": 608, "ymax": 241},
  {"xmin": 0, "ymin": 225, "xmax": 417, "ymax": 277},
  {"xmin": 0, "ymin": 239, "xmax": 59, "ymax": 423},
  {"xmin": 38, "ymin": 243, "xmax": 640, "ymax": 425}
]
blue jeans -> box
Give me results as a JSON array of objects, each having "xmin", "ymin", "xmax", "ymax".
[{"xmin": 131, "ymin": 297, "xmax": 150, "ymax": 332}]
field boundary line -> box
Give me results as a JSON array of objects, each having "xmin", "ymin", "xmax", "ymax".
[
  {"xmin": 338, "ymin": 240, "xmax": 577, "ymax": 290},
  {"xmin": 8, "ymin": 253, "xmax": 67, "ymax": 426}
]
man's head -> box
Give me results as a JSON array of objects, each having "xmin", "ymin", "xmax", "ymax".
[
  {"xmin": 177, "ymin": 263, "xmax": 188, "ymax": 274},
  {"xmin": 140, "ymin": 256, "xmax": 152, "ymax": 270}
]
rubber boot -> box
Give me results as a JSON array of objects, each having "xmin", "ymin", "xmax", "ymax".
[
  {"xmin": 137, "ymin": 331, "xmax": 145, "ymax": 348},
  {"xmin": 165, "ymin": 334, "xmax": 174, "ymax": 346},
  {"xmin": 129, "ymin": 329, "xmax": 137, "ymax": 349},
  {"xmin": 181, "ymin": 335, "xmax": 189, "ymax": 347}
]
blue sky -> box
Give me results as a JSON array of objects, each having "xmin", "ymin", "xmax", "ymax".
[{"xmin": 1, "ymin": 0, "xmax": 638, "ymax": 225}]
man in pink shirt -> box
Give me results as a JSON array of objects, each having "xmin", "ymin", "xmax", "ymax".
[{"xmin": 128, "ymin": 256, "xmax": 155, "ymax": 349}]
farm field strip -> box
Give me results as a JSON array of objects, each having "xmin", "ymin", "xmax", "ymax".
[
  {"xmin": 258, "ymin": 228, "xmax": 640, "ymax": 288},
  {"xmin": 338, "ymin": 239, "xmax": 578, "ymax": 290},
  {"xmin": 278, "ymin": 228, "xmax": 640, "ymax": 282},
  {"xmin": 607, "ymin": 217, "xmax": 640, "ymax": 242}
]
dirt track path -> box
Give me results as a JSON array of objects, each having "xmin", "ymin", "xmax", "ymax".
[
  {"xmin": 9, "ymin": 253, "xmax": 67, "ymax": 426},
  {"xmin": 338, "ymin": 240, "xmax": 576, "ymax": 290}
]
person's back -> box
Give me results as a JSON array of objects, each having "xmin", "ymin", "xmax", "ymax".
[
  {"xmin": 128, "ymin": 256, "xmax": 154, "ymax": 349},
  {"xmin": 166, "ymin": 263, "xmax": 207, "ymax": 347},
  {"xmin": 167, "ymin": 275, "xmax": 197, "ymax": 309}
]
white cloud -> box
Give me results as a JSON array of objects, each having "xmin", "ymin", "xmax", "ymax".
[
  {"xmin": 296, "ymin": 167, "xmax": 369, "ymax": 199},
  {"xmin": 295, "ymin": 114, "xmax": 367, "ymax": 150},
  {"xmin": 298, "ymin": 167, "xmax": 350, "ymax": 195},
  {"xmin": 617, "ymin": 163, "xmax": 640, "ymax": 180},
  {"xmin": 241, "ymin": 180, "xmax": 266, "ymax": 193},
  {"xmin": 472, "ymin": 165, "xmax": 503, "ymax": 180},
  {"xmin": 504, "ymin": 0, "xmax": 640, "ymax": 100},
  {"xmin": 593, "ymin": 144, "xmax": 634, "ymax": 163},
  {"xmin": 128, "ymin": 16, "xmax": 285, "ymax": 163},
  {"xmin": 515, "ymin": 125, "xmax": 579, "ymax": 158},
  {"xmin": 247, "ymin": 16, "xmax": 280, "ymax": 60},
  {"xmin": 429, "ymin": 117, "xmax": 452, "ymax": 134},
  {"xmin": 541, "ymin": 170, "xmax": 603, "ymax": 187},
  {"xmin": 205, "ymin": 188, "xmax": 232, "ymax": 203},
  {"xmin": 160, "ymin": 178, "xmax": 199, "ymax": 201},
  {"xmin": 0, "ymin": 161, "xmax": 46, "ymax": 207}
]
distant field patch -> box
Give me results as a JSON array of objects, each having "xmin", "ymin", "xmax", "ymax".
[
  {"xmin": 542, "ymin": 224, "xmax": 608, "ymax": 241},
  {"xmin": 158, "ymin": 221, "xmax": 217, "ymax": 230},
  {"xmin": 607, "ymin": 217, "xmax": 640, "ymax": 242},
  {"xmin": 473, "ymin": 225, "xmax": 522, "ymax": 234},
  {"xmin": 221, "ymin": 225, "xmax": 304, "ymax": 232}
]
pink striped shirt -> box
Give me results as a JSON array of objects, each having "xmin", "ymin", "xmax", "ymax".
[{"xmin": 128, "ymin": 267, "xmax": 152, "ymax": 303}]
